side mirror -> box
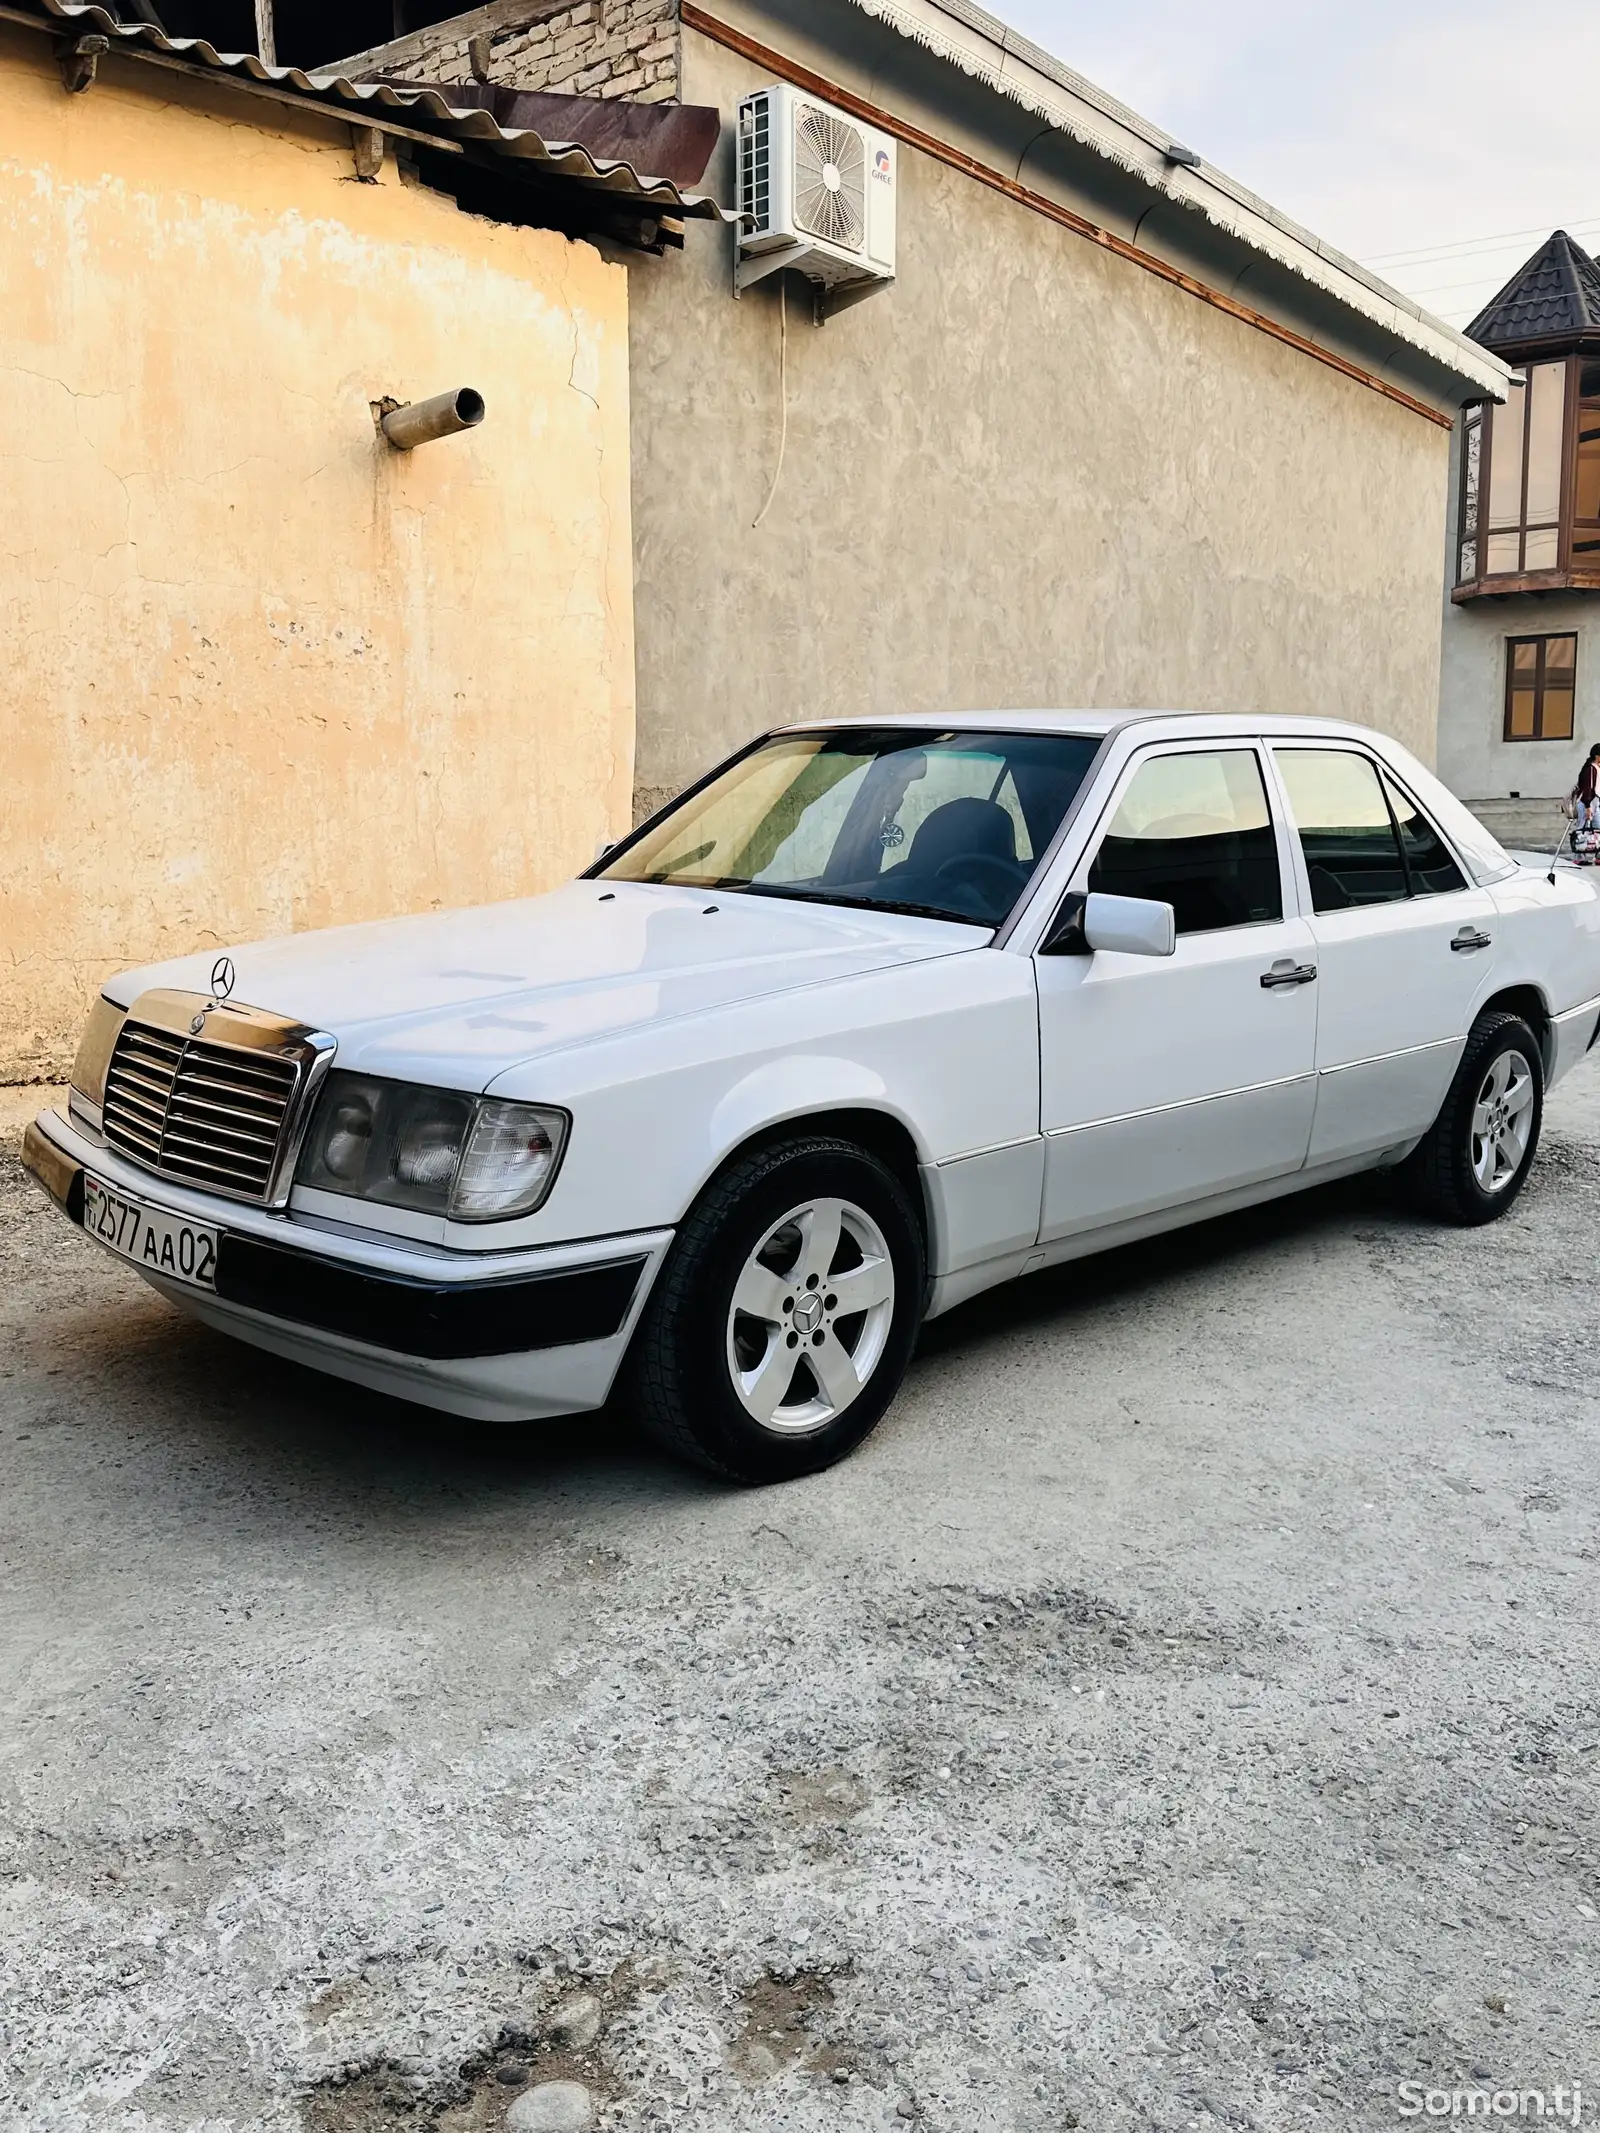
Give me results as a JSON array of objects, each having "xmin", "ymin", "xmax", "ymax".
[
  {"xmin": 1041, "ymin": 891, "xmax": 1176, "ymax": 958},
  {"xmin": 594, "ymin": 838, "xmax": 618, "ymax": 864},
  {"xmin": 1040, "ymin": 892, "xmax": 1091, "ymax": 955}
]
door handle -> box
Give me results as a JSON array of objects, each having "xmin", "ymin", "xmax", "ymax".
[
  {"xmin": 1261, "ymin": 960, "xmax": 1317, "ymax": 989},
  {"xmin": 1451, "ymin": 929, "xmax": 1493, "ymax": 952}
]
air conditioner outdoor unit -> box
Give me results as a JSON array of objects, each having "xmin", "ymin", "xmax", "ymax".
[{"xmin": 736, "ymin": 83, "xmax": 896, "ymax": 307}]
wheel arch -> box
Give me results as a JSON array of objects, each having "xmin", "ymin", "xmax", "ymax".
[
  {"xmin": 698, "ymin": 1104, "xmax": 930, "ymax": 1247},
  {"xmin": 1478, "ymin": 983, "xmax": 1553, "ymax": 1074},
  {"xmin": 626, "ymin": 1099, "xmax": 931, "ymax": 1482}
]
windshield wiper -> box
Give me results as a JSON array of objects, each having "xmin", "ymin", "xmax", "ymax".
[
  {"xmin": 644, "ymin": 841, "xmax": 716, "ymax": 883},
  {"xmin": 726, "ymin": 883, "xmax": 994, "ymax": 928}
]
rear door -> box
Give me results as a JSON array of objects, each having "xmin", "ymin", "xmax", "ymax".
[
  {"xmin": 1035, "ymin": 741, "xmax": 1318, "ymax": 1242},
  {"xmin": 1270, "ymin": 745, "xmax": 1500, "ymax": 1166}
]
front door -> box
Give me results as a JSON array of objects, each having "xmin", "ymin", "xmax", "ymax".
[
  {"xmin": 1036, "ymin": 743, "xmax": 1319, "ymax": 1243},
  {"xmin": 1271, "ymin": 745, "xmax": 1500, "ymax": 1165}
]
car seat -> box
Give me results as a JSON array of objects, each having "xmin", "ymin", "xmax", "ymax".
[{"xmin": 897, "ymin": 797, "xmax": 1018, "ymax": 886}]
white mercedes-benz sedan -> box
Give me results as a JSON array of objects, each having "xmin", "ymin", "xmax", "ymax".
[{"xmin": 25, "ymin": 713, "xmax": 1600, "ymax": 1481}]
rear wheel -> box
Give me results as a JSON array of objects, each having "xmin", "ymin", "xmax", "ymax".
[
  {"xmin": 630, "ymin": 1136, "xmax": 926, "ymax": 1483},
  {"xmin": 1404, "ymin": 1010, "xmax": 1543, "ymax": 1224}
]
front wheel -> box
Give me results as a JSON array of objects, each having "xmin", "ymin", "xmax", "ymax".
[
  {"xmin": 1403, "ymin": 1010, "xmax": 1544, "ymax": 1224},
  {"xmin": 629, "ymin": 1136, "xmax": 926, "ymax": 1483}
]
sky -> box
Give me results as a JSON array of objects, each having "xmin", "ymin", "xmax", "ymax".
[{"xmin": 991, "ymin": 0, "xmax": 1600, "ymax": 330}]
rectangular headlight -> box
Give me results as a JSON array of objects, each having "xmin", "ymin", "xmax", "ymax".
[{"xmin": 298, "ymin": 1073, "xmax": 569, "ymax": 1222}]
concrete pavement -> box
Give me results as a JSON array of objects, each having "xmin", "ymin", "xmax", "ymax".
[{"xmin": 3, "ymin": 1070, "xmax": 1597, "ymax": 2131}]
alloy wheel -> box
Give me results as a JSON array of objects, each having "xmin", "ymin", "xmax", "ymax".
[
  {"xmin": 726, "ymin": 1196, "xmax": 896, "ymax": 1435},
  {"xmin": 1470, "ymin": 1049, "xmax": 1535, "ymax": 1194}
]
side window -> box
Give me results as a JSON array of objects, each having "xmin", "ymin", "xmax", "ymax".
[
  {"xmin": 1275, "ymin": 750, "xmax": 1408, "ymax": 912},
  {"xmin": 1381, "ymin": 771, "xmax": 1467, "ymax": 898},
  {"xmin": 1087, "ymin": 750, "xmax": 1283, "ymax": 934}
]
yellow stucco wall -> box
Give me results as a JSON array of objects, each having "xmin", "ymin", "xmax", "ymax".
[{"xmin": 0, "ymin": 29, "xmax": 635, "ymax": 1081}]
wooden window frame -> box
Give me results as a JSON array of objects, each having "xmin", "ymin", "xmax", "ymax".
[
  {"xmin": 1457, "ymin": 404, "xmax": 1483, "ymax": 586},
  {"xmin": 1574, "ymin": 359, "xmax": 1600, "ymax": 568},
  {"xmin": 1477, "ymin": 360, "xmax": 1571, "ymax": 578},
  {"xmin": 1502, "ymin": 633, "xmax": 1579, "ymax": 742},
  {"xmin": 1457, "ymin": 355, "xmax": 1600, "ymax": 597}
]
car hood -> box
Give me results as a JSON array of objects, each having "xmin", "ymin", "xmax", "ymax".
[{"xmin": 106, "ymin": 881, "xmax": 985, "ymax": 1090}]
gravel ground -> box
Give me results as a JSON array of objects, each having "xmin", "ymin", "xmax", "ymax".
[{"xmin": 3, "ymin": 1069, "xmax": 1598, "ymax": 2133}]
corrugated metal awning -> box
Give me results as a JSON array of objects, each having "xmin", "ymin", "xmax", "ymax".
[
  {"xmin": 0, "ymin": 0, "xmax": 732, "ymax": 222},
  {"xmin": 376, "ymin": 81, "xmax": 722, "ymax": 194}
]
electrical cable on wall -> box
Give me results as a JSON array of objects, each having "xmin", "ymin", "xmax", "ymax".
[{"xmin": 752, "ymin": 277, "xmax": 789, "ymax": 530}]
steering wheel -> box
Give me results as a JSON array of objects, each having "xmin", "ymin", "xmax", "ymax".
[{"xmin": 932, "ymin": 852, "xmax": 1022, "ymax": 907}]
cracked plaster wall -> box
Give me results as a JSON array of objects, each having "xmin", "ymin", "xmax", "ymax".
[
  {"xmin": 625, "ymin": 25, "xmax": 1452, "ymax": 815},
  {"xmin": 0, "ymin": 28, "xmax": 635, "ymax": 1081}
]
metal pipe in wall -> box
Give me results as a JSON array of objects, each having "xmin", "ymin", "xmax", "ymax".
[{"xmin": 380, "ymin": 389, "xmax": 486, "ymax": 451}]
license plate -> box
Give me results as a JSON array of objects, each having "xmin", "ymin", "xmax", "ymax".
[{"xmin": 83, "ymin": 1176, "xmax": 219, "ymax": 1292}]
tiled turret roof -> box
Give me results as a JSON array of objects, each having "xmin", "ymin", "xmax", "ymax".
[{"xmin": 1466, "ymin": 230, "xmax": 1600, "ymax": 351}]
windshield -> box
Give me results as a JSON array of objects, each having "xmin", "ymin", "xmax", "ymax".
[{"xmin": 598, "ymin": 728, "xmax": 1102, "ymax": 927}]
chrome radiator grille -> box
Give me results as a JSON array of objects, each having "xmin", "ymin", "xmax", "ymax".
[{"xmin": 101, "ymin": 993, "xmax": 333, "ymax": 1205}]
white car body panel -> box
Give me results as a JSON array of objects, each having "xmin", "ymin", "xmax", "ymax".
[
  {"xmin": 1038, "ymin": 917, "xmax": 1320, "ymax": 1238},
  {"xmin": 101, "ymin": 881, "xmax": 976, "ymax": 1091},
  {"xmin": 480, "ymin": 943, "xmax": 1040, "ymax": 1251},
  {"xmin": 27, "ymin": 710, "xmax": 1600, "ymax": 1425},
  {"xmin": 1036, "ymin": 736, "xmax": 1320, "ymax": 1236},
  {"xmin": 1295, "ymin": 887, "xmax": 1503, "ymax": 1167}
]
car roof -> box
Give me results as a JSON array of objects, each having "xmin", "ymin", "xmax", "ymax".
[{"xmin": 772, "ymin": 710, "xmax": 1401, "ymax": 746}]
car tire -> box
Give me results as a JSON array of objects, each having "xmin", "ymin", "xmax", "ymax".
[
  {"xmin": 629, "ymin": 1135, "xmax": 927, "ymax": 1483},
  {"xmin": 1403, "ymin": 1010, "xmax": 1544, "ymax": 1225}
]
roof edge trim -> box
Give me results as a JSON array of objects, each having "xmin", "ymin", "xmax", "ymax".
[
  {"xmin": 826, "ymin": 0, "xmax": 1508, "ymax": 400},
  {"xmin": 684, "ymin": 5, "xmax": 1458, "ymax": 427}
]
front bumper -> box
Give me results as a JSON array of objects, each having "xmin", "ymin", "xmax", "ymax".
[{"xmin": 22, "ymin": 1109, "xmax": 672, "ymax": 1422}]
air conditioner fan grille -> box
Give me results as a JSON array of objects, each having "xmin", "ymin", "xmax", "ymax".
[{"xmin": 793, "ymin": 104, "xmax": 866, "ymax": 250}]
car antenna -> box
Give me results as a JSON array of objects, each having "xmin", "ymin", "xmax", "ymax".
[{"xmin": 1546, "ymin": 820, "xmax": 1571, "ymax": 886}]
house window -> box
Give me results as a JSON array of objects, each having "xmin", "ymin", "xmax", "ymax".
[
  {"xmin": 1575, "ymin": 360, "xmax": 1600, "ymax": 568},
  {"xmin": 1486, "ymin": 363, "xmax": 1565, "ymax": 575},
  {"xmin": 1503, "ymin": 634, "xmax": 1578, "ymax": 741},
  {"xmin": 1458, "ymin": 405, "xmax": 1483, "ymax": 583},
  {"xmin": 1456, "ymin": 360, "xmax": 1600, "ymax": 592}
]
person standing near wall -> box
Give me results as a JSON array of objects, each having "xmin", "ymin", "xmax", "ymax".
[{"xmin": 1574, "ymin": 744, "xmax": 1600, "ymax": 831}]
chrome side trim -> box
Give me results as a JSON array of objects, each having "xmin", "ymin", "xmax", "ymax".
[
  {"xmin": 1044, "ymin": 1071, "xmax": 1314, "ymax": 1137},
  {"xmin": 1317, "ymin": 1036, "xmax": 1458, "ymax": 1078},
  {"xmin": 928, "ymin": 1144, "xmax": 1406, "ymax": 1319},
  {"xmin": 934, "ymin": 1132, "xmax": 1042, "ymax": 1168},
  {"xmin": 1553, "ymin": 989, "xmax": 1600, "ymax": 1026}
]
